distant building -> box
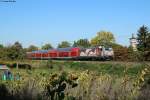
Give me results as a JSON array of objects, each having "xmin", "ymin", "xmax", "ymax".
[{"xmin": 129, "ymin": 34, "xmax": 138, "ymax": 51}]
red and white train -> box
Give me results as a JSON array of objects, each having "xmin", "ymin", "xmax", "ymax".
[{"xmin": 27, "ymin": 46, "xmax": 114, "ymax": 60}]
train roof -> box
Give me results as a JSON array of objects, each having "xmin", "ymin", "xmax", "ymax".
[
  {"xmin": 56, "ymin": 47, "xmax": 72, "ymax": 51},
  {"xmin": 32, "ymin": 50, "xmax": 48, "ymax": 53}
]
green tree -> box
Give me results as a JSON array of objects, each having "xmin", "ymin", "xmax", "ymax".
[
  {"xmin": 110, "ymin": 43, "xmax": 124, "ymax": 49},
  {"xmin": 5, "ymin": 46, "xmax": 17, "ymax": 60},
  {"xmin": 0, "ymin": 42, "xmax": 26, "ymax": 60},
  {"xmin": 58, "ymin": 41, "xmax": 71, "ymax": 48},
  {"xmin": 11, "ymin": 41, "xmax": 25, "ymax": 60},
  {"xmin": 137, "ymin": 25, "xmax": 150, "ymax": 61},
  {"xmin": 0, "ymin": 47, "xmax": 5, "ymax": 59},
  {"xmin": 0, "ymin": 44, "xmax": 4, "ymax": 59},
  {"xmin": 42, "ymin": 43, "xmax": 53, "ymax": 50},
  {"xmin": 13, "ymin": 41, "xmax": 23, "ymax": 50},
  {"xmin": 27, "ymin": 45, "xmax": 38, "ymax": 52},
  {"xmin": 73, "ymin": 39, "xmax": 91, "ymax": 48},
  {"xmin": 91, "ymin": 31, "xmax": 115, "ymax": 46},
  {"xmin": 0, "ymin": 44, "xmax": 3, "ymax": 48},
  {"xmin": 137, "ymin": 25, "xmax": 150, "ymax": 51}
]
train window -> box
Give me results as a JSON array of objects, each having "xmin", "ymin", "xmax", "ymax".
[
  {"xmin": 105, "ymin": 48, "xmax": 112, "ymax": 51},
  {"xmin": 109, "ymin": 48, "xmax": 112, "ymax": 51},
  {"xmin": 105, "ymin": 48, "xmax": 109, "ymax": 50}
]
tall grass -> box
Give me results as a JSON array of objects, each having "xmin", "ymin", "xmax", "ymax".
[{"xmin": 0, "ymin": 60, "xmax": 150, "ymax": 100}]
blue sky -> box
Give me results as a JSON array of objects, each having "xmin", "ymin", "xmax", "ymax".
[{"xmin": 0, "ymin": 0, "xmax": 150, "ymax": 48}]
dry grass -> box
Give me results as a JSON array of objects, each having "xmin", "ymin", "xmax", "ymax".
[{"xmin": 0, "ymin": 61, "xmax": 150, "ymax": 100}]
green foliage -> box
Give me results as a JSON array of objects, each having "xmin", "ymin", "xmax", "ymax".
[
  {"xmin": 12, "ymin": 41, "xmax": 25, "ymax": 60},
  {"xmin": 128, "ymin": 47, "xmax": 144, "ymax": 61},
  {"xmin": 45, "ymin": 71, "xmax": 78, "ymax": 100},
  {"xmin": 110, "ymin": 43, "xmax": 124, "ymax": 49},
  {"xmin": 0, "ymin": 84, "xmax": 10, "ymax": 99},
  {"xmin": 137, "ymin": 25, "xmax": 150, "ymax": 51},
  {"xmin": 136, "ymin": 25, "xmax": 150, "ymax": 61},
  {"xmin": 0, "ymin": 44, "xmax": 4, "ymax": 59},
  {"xmin": 0, "ymin": 42, "xmax": 25, "ymax": 60},
  {"xmin": 42, "ymin": 43, "xmax": 53, "ymax": 50},
  {"xmin": 27, "ymin": 45, "xmax": 38, "ymax": 52},
  {"xmin": 47, "ymin": 60, "xmax": 53, "ymax": 69},
  {"xmin": 55, "ymin": 61, "xmax": 146, "ymax": 77},
  {"xmin": 0, "ymin": 48, "xmax": 5, "ymax": 59},
  {"xmin": 57, "ymin": 41, "xmax": 71, "ymax": 48},
  {"xmin": 0, "ymin": 44, "xmax": 3, "ymax": 48},
  {"xmin": 73, "ymin": 39, "xmax": 91, "ymax": 48},
  {"xmin": 91, "ymin": 31, "xmax": 115, "ymax": 46}
]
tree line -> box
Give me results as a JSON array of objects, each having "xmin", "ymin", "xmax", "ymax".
[{"xmin": 0, "ymin": 25, "xmax": 150, "ymax": 61}]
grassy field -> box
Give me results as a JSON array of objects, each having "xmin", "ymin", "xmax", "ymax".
[{"xmin": 0, "ymin": 60, "xmax": 150, "ymax": 100}]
